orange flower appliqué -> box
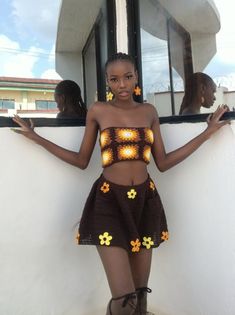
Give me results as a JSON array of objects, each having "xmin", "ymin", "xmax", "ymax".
[
  {"xmin": 100, "ymin": 182, "xmax": 110, "ymax": 193},
  {"xmin": 130, "ymin": 238, "xmax": 141, "ymax": 252},
  {"xmin": 161, "ymin": 231, "xmax": 169, "ymax": 241},
  {"xmin": 134, "ymin": 86, "xmax": 141, "ymax": 96},
  {"xmin": 75, "ymin": 233, "xmax": 80, "ymax": 244},
  {"xmin": 150, "ymin": 181, "xmax": 155, "ymax": 190}
]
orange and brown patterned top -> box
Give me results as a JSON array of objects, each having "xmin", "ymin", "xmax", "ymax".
[{"xmin": 99, "ymin": 127, "xmax": 154, "ymax": 168}]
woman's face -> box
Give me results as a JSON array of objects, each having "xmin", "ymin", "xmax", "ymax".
[
  {"xmin": 202, "ymin": 82, "xmax": 217, "ymax": 108},
  {"xmin": 54, "ymin": 93, "xmax": 65, "ymax": 111},
  {"xmin": 106, "ymin": 60, "xmax": 137, "ymax": 101}
]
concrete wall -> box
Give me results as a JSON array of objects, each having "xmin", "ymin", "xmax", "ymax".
[
  {"xmin": 1, "ymin": 121, "xmax": 235, "ymax": 315},
  {"xmin": 151, "ymin": 86, "xmax": 235, "ymax": 116}
]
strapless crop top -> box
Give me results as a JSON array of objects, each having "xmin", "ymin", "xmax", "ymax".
[{"xmin": 99, "ymin": 127, "xmax": 154, "ymax": 168}]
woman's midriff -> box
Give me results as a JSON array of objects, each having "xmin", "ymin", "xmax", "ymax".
[{"xmin": 102, "ymin": 161, "xmax": 149, "ymax": 185}]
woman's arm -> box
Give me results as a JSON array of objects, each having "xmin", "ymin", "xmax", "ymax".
[
  {"xmin": 12, "ymin": 105, "xmax": 99, "ymax": 170},
  {"xmin": 151, "ymin": 105, "xmax": 230, "ymax": 172}
]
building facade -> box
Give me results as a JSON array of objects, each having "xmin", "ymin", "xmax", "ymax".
[{"xmin": 0, "ymin": 77, "xmax": 60, "ymax": 117}]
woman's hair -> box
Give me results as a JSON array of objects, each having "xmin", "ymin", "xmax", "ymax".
[
  {"xmin": 179, "ymin": 72, "xmax": 215, "ymax": 115},
  {"xmin": 105, "ymin": 52, "xmax": 136, "ymax": 71},
  {"xmin": 55, "ymin": 80, "xmax": 87, "ymax": 118}
]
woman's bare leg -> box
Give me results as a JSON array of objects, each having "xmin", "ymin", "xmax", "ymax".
[
  {"xmin": 97, "ymin": 246, "xmax": 137, "ymax": 315},
  {"xmin": 129, "ymin": 249, "xmax": 153, "ymax": 314}
]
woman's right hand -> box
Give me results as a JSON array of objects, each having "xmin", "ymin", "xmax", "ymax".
[
  {"xmin": 205, "ymin": 105, "xmax": 230, "ymax": 137},
  {"xmin": 12, "ymin": 115, "xmax": 38, "ymax": 141}
]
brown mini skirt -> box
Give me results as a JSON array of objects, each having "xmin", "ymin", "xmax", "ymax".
[{"xmin": 76, "ymin": 174, "xmax": 168, "ymax": 252}]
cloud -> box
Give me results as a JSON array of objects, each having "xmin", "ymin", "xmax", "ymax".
[
  {"xmin": 214, "ymin": 0, "xmax": 235, "ymax": 64},
  {"xmin": 0, "ymin": 34, "xmax": 45, "ymax": 78},
  {"xmin": 11, "ymin": 0, "xmax": 61, "ymax": 42},
  {"xmin": 41, "ymin": 69, "xmax": 62, "ymax": 80}
]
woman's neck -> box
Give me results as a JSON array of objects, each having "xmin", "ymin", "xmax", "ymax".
[
  {"xmin": 183, "ymin": 100, "xmax": 201, "ymax": 114},
  {"xmin": 110, "ymin": 99, "xmax": 138, "ymax": 110}
]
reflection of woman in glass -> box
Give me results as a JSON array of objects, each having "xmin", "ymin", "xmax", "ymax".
[
  {"xmin": 179, "ymin": 72, "xmax": 217, "ymax": 115},
  {"xmin": 54, "ymin": 80, "xmax": 87, "ymax": 118}
]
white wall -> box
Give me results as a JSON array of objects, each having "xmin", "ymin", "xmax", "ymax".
[
  {"xmin": 56, "ymin": 52, "xmax": 84, "ymax": 92},
  {"xmin": 1, "ymin": 122, "xmax": 235, "ymax": 315},
  {"xmin": 151, "ymin": 87, "xmax": 235, "ymax": 116}
]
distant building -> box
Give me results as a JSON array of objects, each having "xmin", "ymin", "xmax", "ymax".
[{"xmin": 0, "ymin": 77, "xmax": 61, "ymax": 117}]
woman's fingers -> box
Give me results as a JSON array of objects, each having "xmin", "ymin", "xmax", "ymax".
[
  {"xmin": 30, "ymin": 118, "xmax": 35, "ymax": 130},
  {"xmin": 12, "ymin": 115, "xmax": 34, "ymax": 131},
  {"xmin": 208, "ymin": 105, "xmax": 228, "ymax": 123}
]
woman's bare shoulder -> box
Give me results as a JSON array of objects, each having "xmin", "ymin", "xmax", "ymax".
[
  {"xmin": 90, "ymin": 101, "xmax": 108, "ymax": 110},
  {"xmin": 140, "ymin": 102, "xmax": 158, "ymax": 116},
  {"xmin": 86, "ymin": 102, "xmax": 111, "ymax": 126}
]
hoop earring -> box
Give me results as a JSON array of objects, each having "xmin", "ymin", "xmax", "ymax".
[
  {"xmin": 201, "ymin": 96, "xmax": 205, "ymax": 105},
  {"xmin": 134, "ymin": 85, "xmax": 141, "ymax": 96}
]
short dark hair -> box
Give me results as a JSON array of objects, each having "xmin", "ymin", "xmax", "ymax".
[
  {"xmin": 55, "ymin": 80, "xmax": 87, "ymax": 117},
  {"xmin": 105, "ymin": 52, "xmax": 136, "ymax": 71}
]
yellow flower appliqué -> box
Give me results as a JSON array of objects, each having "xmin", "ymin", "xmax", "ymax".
[
  {"xmin": 161, "ymin": 231, "xmax": 169, "ymax": 241},
  {"xmin": 142, "ymin": 236, "xmax": 154, "ymax": 249},
  {"xmin": 99, "ymin": 232, "xmax": 113, "ymax": 246},
  {"xmin": 127, "ymin": 188, "xmax": 137, "ymax": 199},
  {"xmin": 75, "ymin": 233, "xmax": 80, "ymax": 244},
  {"xmin": 130, "ymin": 238, "xmax": 141, "ymax": 252},
  {"xmin": 106, "ymin": 91, "xmax": 113, "ymax": 101},
  {"xmin": 100, "ymin": 182, "xmax": 110, "ymax": 193},
  {"xmin": 150, "ymin": 181, "xmax": 155, "ymax": 190}
]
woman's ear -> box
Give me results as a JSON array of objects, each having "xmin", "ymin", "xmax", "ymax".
[{"xmin": 200, "ymin": 83, "xmax": 206, "ymax": 95}]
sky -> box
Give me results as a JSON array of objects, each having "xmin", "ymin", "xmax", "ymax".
[
  {"xmin": 0, "ymin": 0, "xmax": 235, "ymax": 87},
  {"xmin": 0, "ymin": 0, "xmax": 61, "ymax": 79},
  {"xmin": 204, "ymin": 0, "xmax": 235, "ymax": 89}
]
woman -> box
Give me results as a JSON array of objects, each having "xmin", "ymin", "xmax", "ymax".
[
  {"xmin": 12, "ymin": 53, "xmax": 229, "ymax": 315},
  {"xmin": 179, "ymin": 72, "xmax": 216, "ymax": 115},
  {"xmin": 54, "ymin": 79, "xmax": 87, "ymax": 118}
]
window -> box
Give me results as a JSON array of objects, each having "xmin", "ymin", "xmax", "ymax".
[
  {"xmin": 35, "ymin": 100, "xmax": 57, "ymax": 110},
  {"xmin": 83, "ymin": 30, "xmax": 98, "ymax": 107},
  {"xmin": 82, "ymin": 0, "xmax": 116, "ymax": 106},
  {"xmin": 127, "ymin": 0, "xmax": 193, "ymax": 116},
  {"xmin": 0, "ymin": 99, "xmax": 15, "ymax": 109}
]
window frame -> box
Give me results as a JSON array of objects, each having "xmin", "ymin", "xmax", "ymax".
[
  {"xmin": 82, "ymin": 0, "xmax": 116, "ymax": 104},
  {"xmin": 0, "ymin": 99, "xmax": 15, "ymax": 109},
  {"xmin": 35, "ymin": 100, "xmax": 57, "ymax": 110}
]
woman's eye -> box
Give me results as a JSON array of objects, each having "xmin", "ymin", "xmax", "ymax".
[
  {"xmin": 110, "ymin": 78, "xmax": 118, "ymax": 82},
  {"xmin": 126, "ymin": 75, "xmax": 133, "ymax": 80}
]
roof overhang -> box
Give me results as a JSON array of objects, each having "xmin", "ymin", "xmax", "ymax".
[
  {"xmin": 56, "ymin": 0, "xmax": 220, "ymax": 55},
  {"xmin": 56, "ymin": 0, "xmax": 104, "ymax": 53},
  {"xmin": 158, "ymin": 0, "xmax": 220, "ymax": 34}
]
